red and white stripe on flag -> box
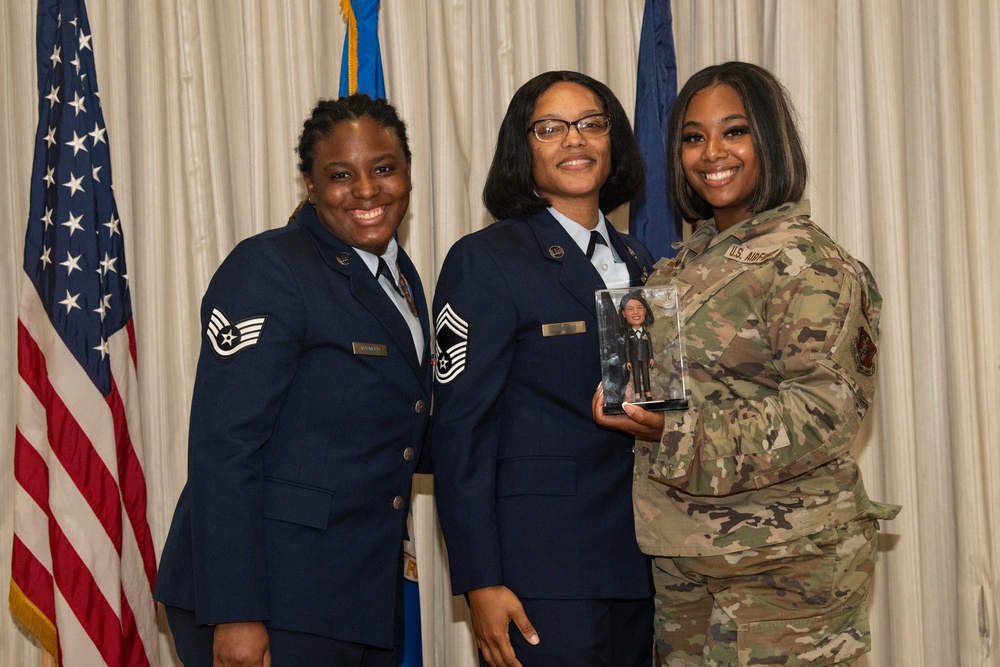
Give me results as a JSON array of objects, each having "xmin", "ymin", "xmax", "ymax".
[
  {"xmin": 12, "ymin": 287, "xmax": 159, "ymax": 666},
  {"xmin": 10, "ymin": 1, "xmax": 159, "ymax": 664}
]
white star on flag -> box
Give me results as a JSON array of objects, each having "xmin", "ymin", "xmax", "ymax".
[{"xmin": 63, "ymin": 171, "xmax": 85, "ymax": 196}]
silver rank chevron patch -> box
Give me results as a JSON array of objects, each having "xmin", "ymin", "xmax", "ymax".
[
  {"xmin": 206, "ymin": 307, "xmax": 268, "ymax": 358},
  {"xmin": 434, "ymin": 303, "xmax": 468, "ymax": 384}
]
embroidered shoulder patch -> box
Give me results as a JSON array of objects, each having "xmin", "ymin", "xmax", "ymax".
[
  {"xmin": 724, "ymin": 243, "xmax": 781, "ymax": 264},
  {"xmin": 434, "ymin": 303, "xmax": 468, "ymax": 384},
  {"xmin": 206, "ymin": 307, "xmax": 268, "ymax": 358},
  {"xmin": 852, "ymin": 326, "xmax": 877, "ymax": 376}
]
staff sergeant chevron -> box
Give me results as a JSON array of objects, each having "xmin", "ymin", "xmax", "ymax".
[{"xmin": 206, "ymin": 307, "xmax": 268, "ymax": 358}]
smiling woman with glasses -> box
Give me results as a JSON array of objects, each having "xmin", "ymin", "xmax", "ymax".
[{"xmin": 431, "ymin": 70, "xmax": 656, "ymax": 667}]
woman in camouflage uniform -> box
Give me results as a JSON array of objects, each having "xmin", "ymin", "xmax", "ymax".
[{"xmin": 594, "ymin": 62, "xmax": 900, "ymax": 666}]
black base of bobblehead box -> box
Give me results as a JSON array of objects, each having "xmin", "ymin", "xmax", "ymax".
[{"xmin": 596, "ymin": 286, "xmax": 688, "ymax": 415}]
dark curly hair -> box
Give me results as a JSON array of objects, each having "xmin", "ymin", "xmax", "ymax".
[
  {"xmin": 297, "ymin": 94, "xmax": 411, "ymax": 174},
  {"xmin": 667, "ymin": 62, "xmax": 807, "ymax": 223},
  {"xmin": 482, "ymin": 71, "xmax": 644, "ymax": 221}
]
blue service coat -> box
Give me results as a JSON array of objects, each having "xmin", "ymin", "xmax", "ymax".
[
  {"xmin": 431, "ymin": 208, "xmax": 654, "ymax": 600},
  {"xmin": 154, "ymin": 202, "xmax": 432, "ymax": 649}
]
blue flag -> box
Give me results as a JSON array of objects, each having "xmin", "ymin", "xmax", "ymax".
[
  {"xmin": 401, "ymin": 519, "xmax": 422, "ymax": 667},
  {"xmin": 628, "ymin": 0, "xmax": 682, "ymax": 260},
  {"xmin": 339, "ymin": 0, "xmax": 385, "ymax": 98},
  {"xmin": 338, "ymin": 5, "xmax": 420, "ymax": 665}
]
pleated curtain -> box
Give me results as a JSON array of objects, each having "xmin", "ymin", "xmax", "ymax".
[{"xmin": 1, "ymin": 1, "xmax": 997, "ymax": 665}]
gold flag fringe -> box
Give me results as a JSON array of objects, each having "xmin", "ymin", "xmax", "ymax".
[{"xmin": 9, "ymin": 579, "xmax": 59, "ymax": 662}]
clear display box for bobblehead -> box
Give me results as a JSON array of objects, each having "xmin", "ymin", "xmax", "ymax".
[{"xmin": 596, "ymin": 285, "xmax": 688, "ymax": 415}]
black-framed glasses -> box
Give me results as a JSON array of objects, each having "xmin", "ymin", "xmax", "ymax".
[{"xmin": 527, "ymin": 113, "xmax": 612, "ymax": 142}]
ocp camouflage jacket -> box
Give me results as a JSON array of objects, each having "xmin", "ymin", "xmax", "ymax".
[{"xmin": 634, "ymin": 200, "xmax": 900, "ymax": 557}]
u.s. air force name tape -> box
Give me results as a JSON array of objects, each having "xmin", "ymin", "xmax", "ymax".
[
  {"xmin": 434, "ymin": 302, "xmax": 468, "ymax": 384},
  {"xmin": 724, "ymin": 243, "xmax": 781, "ymax": 264},
  {"xmin": 206, "ymin": 307, "xmax": 268, "ymax": 358}
]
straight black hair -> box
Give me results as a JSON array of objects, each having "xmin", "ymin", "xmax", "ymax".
[{"xmin": 482, "ymin": 71, "xmax": 644, "ymax": 221}]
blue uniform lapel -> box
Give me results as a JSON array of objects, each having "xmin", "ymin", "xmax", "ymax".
[
  {"xmin": 397, "ymin": 255, "xmax": 430, "ymax": 340},
  {"xmin": 396, "ymin": 251, "xmax": 433, "ymax": 382},
  {"xmin": 606, "ymin": 224, "xmax": 648, "ymax": 286},
  {"xmin": 525, "ymin": 209, "xmax": 604, "ymax": 314},
  {"xmin": 296, "ymin": 204, "xmax": 425, "ymax": 380},
  {"xmin": 526, "ymin": 209, "xmax": 647, "ymax": 314}
]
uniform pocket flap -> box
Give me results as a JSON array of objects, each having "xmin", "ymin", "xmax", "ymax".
[
  {"xmin": 737, "ymin": 600, "xmax": 870, "ymax": 665},
  {"xmin": 263, "ymin": 478, "xmax": 333, "ymax": 529},
  {"xmin": 496, "ymin": 456, "xmax": 576, "ymax": 497}
]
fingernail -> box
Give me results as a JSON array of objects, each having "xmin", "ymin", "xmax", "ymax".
[{"xmin": 529, "ymin": 634, "xmax": 540, "ymax": 645}]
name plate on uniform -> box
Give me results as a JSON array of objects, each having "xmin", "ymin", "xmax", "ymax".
[
  {"xmin": 595, "ymin": 286, "xmax": 688, "ymax": 414},
  {"xmin": 541, "ymin": 320, "xmax": 587, "ymax": 337},
  {"xmin": 353, "ymin": 342, "xmax": 388, "ymax": 356}
]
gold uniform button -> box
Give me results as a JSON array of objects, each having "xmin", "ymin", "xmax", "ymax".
[
  {"xmin": 414, "ymin": 399, "xmax": 425, "ymax": 414},
  {"xmin": 392, "ymin": 495, "xmax": 404, "ymax": 510},
  {"xmin": 403, "ymin": 447, "xmax": 415, "ymax": 461}
]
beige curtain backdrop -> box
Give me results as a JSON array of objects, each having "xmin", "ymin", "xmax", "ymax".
[{"xmin": 1, "ymin": 1, "xmax": 997, "ymax": 665}]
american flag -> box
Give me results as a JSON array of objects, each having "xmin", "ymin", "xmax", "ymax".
[{"xmin": 10, "ymin": 1, "xmax": 159, "ymax": 665}]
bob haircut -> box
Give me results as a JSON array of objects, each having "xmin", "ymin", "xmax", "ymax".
[
  {"xmin": 618, "ymin": 291, "xmax": 654, "ymax": 328},
  {"xmin": 297, "ymin": 94, "xmax": 411, "ymax": 175},
  {"xmin": 482, "ymin": 71, "xmax": 644, "ymax": 221},
  {"xmin": 667, "ymin": 61, "xmax": 807, "ymax": 223}
]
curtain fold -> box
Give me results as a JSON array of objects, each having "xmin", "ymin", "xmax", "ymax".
[{"xmin": 1, "ymin": 1, "xmax": 997, "ymax": 665}]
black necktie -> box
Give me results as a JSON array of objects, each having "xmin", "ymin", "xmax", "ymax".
[
  {"xmin": 378, "ymin": 257, "xmax": 418, "ymax": 317},
  {"xmin": 377, "ymin": 257, "xmax": 403, "ymax": 297},
  {"xmin": 586, "ymin": 230, "xmax": 607, "ymax": 259}
]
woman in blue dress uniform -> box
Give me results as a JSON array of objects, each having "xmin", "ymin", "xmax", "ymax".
[
  {"xmin": 432, "ymin": 71, "xmax": 656, "ymax": 667},
  {"xmin": 155, "ymin": 95, "xmax": 432, "ymax": 667}
]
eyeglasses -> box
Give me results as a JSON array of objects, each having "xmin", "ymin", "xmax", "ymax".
[{"xmin": 527, "ymin": 114, "xmax": 612, "ymax": 143}]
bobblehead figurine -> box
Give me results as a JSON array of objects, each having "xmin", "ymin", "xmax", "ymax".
[
  {"xmin": 595, "ymin": 285, "xmax": 686, "ymax": 415},
  {"xmin": 620, "ymin": 290, "xmax": 655, "ymax": 402}
]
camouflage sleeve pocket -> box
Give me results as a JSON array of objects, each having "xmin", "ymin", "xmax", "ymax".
[
  {"xmin": 647, "ymin": 408, "xmax": 700, "ymax": 483},
  {"xmin": 826, "ymin": 275, "xmax": 878, "ymax": 409}
]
